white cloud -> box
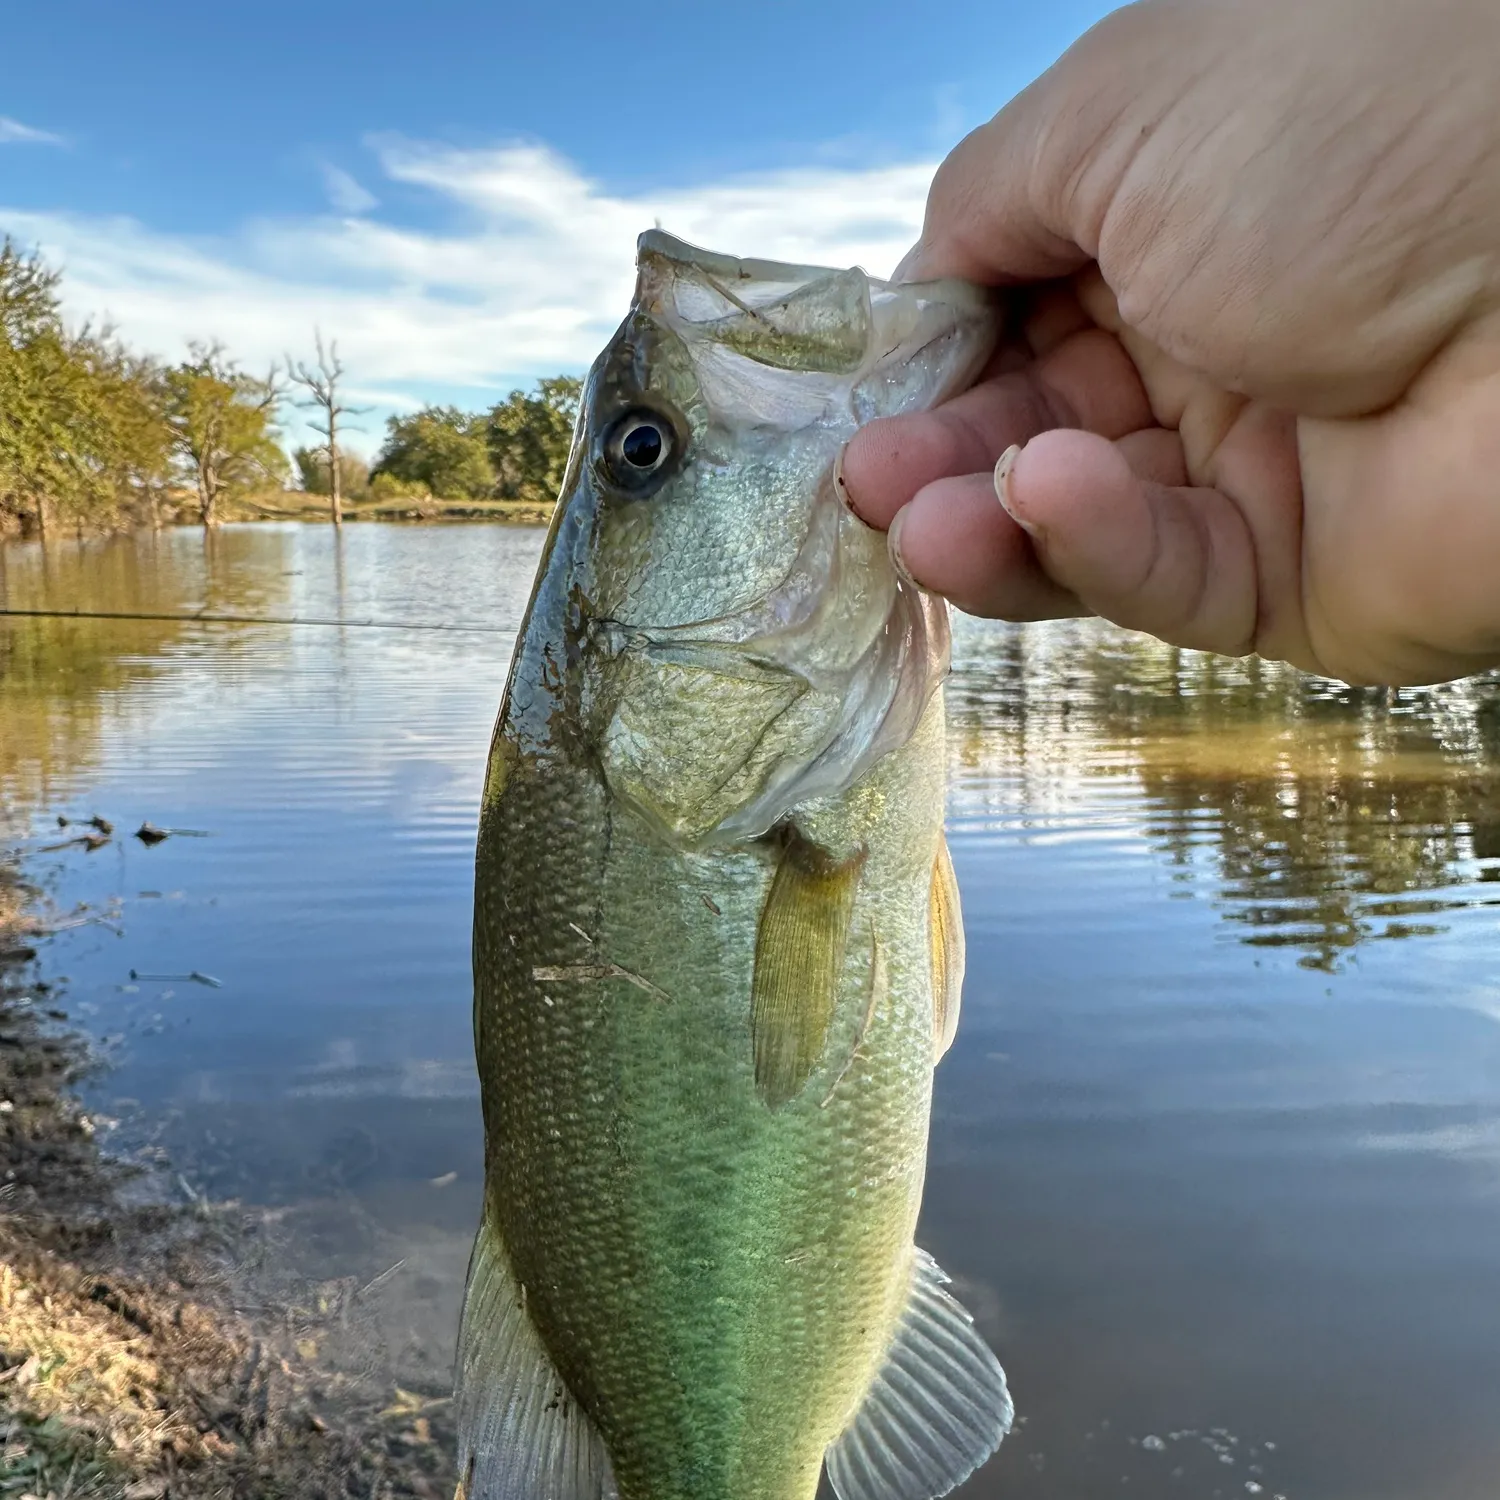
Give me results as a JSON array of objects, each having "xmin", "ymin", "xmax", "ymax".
[
  {"xmin": 0, "ymin": 137, "xmax": 934, "ymax": 432},
  {"xmin": 0, "ymin": 116, "xmax": 62, "ymax": 146},
  {"xmin": 321, "ymin": 163, "xmax": 378, "ymax": 215}
]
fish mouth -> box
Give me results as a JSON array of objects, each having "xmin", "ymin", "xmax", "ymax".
[
  {"xmin": 638, "ymin": 228, "xmax": 871, "ymax": 290},
  {"xmin": 566, "ymin": 234, "xmax": 992, "ymax": 845}
]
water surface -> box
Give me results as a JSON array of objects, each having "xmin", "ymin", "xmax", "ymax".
[{"xmin": 3, "ymin": 524, "xmax": 1499, "ymax": 1499}]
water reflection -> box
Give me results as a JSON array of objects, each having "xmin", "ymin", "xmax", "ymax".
[
  {"xmin": 2, "ymin": 527, "xmax": 1499, "ymax": 1499},
  {"xmin": 0, "ymin": 529, "xmax": 292, "ymax": 818},
  {"xmin": 949, "ymin": 616, "xmax": 1500, "ymax": 970}
]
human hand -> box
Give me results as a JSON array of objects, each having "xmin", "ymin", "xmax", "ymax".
[{"xmin": 840, "ymin": 0, "xmax": 1500, "ymax": 685}]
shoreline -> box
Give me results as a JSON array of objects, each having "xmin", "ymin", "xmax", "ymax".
[
  {"xmin": 0, "ymin": 494, "xmax": 555, "ymax": 541},
  {"xmin": 0, "ymin": 858, "xmax": 460, "ymax": 1499},
  {"xmin": 227, "ymin": 494, "xmax": 554, "ymax": 526}
]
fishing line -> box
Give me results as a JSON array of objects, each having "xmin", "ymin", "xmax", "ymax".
[{"xmin": 0, "ymin": 606, "xmax": 514, "ymax": 634}]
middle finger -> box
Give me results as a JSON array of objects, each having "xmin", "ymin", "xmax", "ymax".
[{"xmin": 839, "ymin": 326, "xmax": 1155, "ymax": 530}]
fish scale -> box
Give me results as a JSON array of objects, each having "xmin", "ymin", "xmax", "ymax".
[{"xmin": 459, "ymin": 232, "xmax": 1012, "ymax": 1500}]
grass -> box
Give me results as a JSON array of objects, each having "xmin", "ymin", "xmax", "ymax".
[{"xmin": 0, "ymin": 1410, "xmax": 120, "ymax": 1499}]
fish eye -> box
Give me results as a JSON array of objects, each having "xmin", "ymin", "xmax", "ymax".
[
  {"xmin": 603, "ymin": 408, "xmax": 677, "ymax": 492},
  {"xmin": 619, "ymin": 417, "xmax": 664, "ymax": 470}
]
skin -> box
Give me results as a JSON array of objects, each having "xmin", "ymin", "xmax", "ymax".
[{"xmin": 839, "ymin": 0, "xmax": 1500, "ymax": 687}]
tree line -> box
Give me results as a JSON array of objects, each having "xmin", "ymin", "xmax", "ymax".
[{"xmin": 0, "ymin": 237, "xmax": 580, "ymax": 534}]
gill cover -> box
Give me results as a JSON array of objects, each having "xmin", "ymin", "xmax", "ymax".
[{"xmin": 580, "ymin": 233, "xmax": 998, "ymax": 846}]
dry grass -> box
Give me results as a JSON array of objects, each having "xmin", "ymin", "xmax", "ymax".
[
  {"xmin": 0, "ymin": 866, "xmax": 459, "ymax": 1500},
  {"xmin": 0, "ymin": 1245, "xmax": 223, "ymax": 1496},
  {"xmin": 0, "ymin": 1230, "xmax": 455, "ymax": 1499}
]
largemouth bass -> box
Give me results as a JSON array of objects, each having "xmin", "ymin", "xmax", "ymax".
[{"xmin": 459, "ymin": 231, "xmax": 1010, "ymax": 1500}]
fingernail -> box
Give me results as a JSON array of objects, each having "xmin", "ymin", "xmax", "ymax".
[
  {"xmin": 993, "ymin": 443, "xmax": 1035, "ymax": 534},
  {"xmin": 832, "ymin": 445, "xmax": 865, "ymax": 523},
  {"xmin": 887, "ymin": 508, "xmax": 924, "ymax": 592}
]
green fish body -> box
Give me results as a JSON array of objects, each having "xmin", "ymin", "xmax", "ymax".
[{"xmin": 460, "ymin": 233, "xmax": 1011, "ymax": 1500}]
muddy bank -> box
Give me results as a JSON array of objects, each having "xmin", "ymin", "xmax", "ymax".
[{"xmin": 0, "ymin": 862, "xmax": 459, "ymax": 1499}]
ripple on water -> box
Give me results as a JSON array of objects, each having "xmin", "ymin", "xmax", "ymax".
[{"xmin": 6, "ymin": 529, "xmax": 1500, "ymax": 1499}]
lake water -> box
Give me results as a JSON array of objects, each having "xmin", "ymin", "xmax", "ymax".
[{"xmin": 3, "ymin": 523, "xmax": 1500, "ymax": 1500}]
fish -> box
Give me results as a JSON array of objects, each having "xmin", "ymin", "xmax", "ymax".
[{"xmin": 458, "ymin": 230, "xmax": 1010, "ymax": 1500}]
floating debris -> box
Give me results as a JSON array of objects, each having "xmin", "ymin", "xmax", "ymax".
[
  {"xmin": 54, "ymin": 812, "xmax": 114, "ymax": 833},
  {"xmin": 39, "ymin": 831, "xmax": 111, "ymax": 854},
  {"xmin": 127, "ymin": 969, "xmax": 223, "ymax": 989},
  {"xmin": 37, "ymin": 906, "xmax": 125, "ymax": 938},
  {"xmin": 135, "ymin": 822, "xmax": 212, "ymax": 845},
  {"xmin": 359, "ymin": 1258, "xmax": 409, "ymax": 1297}
]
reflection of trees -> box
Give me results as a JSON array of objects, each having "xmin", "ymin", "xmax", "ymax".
[
  {"xmin": 946, "ymin": 617, "xmax": 1500, "ymax": 971},
  {"xmin": 0, "ymin": 528, "xmax": 291, "ymax": 816}
]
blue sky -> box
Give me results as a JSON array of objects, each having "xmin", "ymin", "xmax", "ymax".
[{"xmin": 1, "ymin": 0, "xmax": 1114, "ymax": 453}]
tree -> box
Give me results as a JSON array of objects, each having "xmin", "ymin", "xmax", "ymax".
[
  {"xmin": 0, "ymin": 237, "xmax": 58, "ymax": 347},
  {"xmin": 370, "ymin": 405, "xmax": 493, "ymax": 501},
  {"xmin": 0, "ymin": 326, "xmax": 78, "ymax": 535},
  {"xmin": 74, "ymin": 340, "xmax": 174, "ymax": 528},
  {"xmin": 293, "ymin": 444, "xmax": 370, "ymax": 500},
  {"xmin": 0, "ymin": 240, "xmax": 86, "ymax": 533},
  {"xmin": 288, "ymin": 332, "xmax": 369, "ymax": 526},
  {"xmin": 163, "ymin": 343, "xmax": 284, "ymax": 527},
  {"xmin": 486, "ymin": 375, "xmax": 580, "ymax": 505},
  {"xmin": 0, "ymin": 239, "xmax": 172, "ymax": 534}
]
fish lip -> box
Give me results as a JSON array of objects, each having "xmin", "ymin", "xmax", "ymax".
[
  {"xmin": 635, "ymin": 227, "xmax": 1000, "ymax": 316},
  {"xmin": 637, "ymin": 229, "xmax": 853, "ymax": 290}
]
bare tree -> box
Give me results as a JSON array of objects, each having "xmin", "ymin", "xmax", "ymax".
[{"xmin": 288, "ymin": 333, "xmax": 368, "ymax": 526}]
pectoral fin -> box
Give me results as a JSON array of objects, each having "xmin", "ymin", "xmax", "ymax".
[
  {"xmin": 824, "ymin": 1249, "xmax": 1013, "ymax": 1500},
  {"xmin": 929, "ymin": 837, "xmax": 966, "ymax": 1062},
  {"xmin": 751, "ymin": 829, "xmax": 864, "ymax": 1107},
  {"xmin": 454, "ymin": 1210, "xmax": 617, "ymax": 1500}
]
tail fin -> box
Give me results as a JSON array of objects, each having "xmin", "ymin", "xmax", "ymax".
[
  {"xmin": 454, "ymin": 1210, "xmax": 617, "ymax": 1500},
  {"xmin": 824, "ymin": 1248, "xmax": 1013, "ymax": 1500}
]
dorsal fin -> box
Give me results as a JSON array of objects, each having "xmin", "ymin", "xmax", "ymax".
[
  {"xmin": 825, "ymin": 1249, "xmax": 1013, "ymax": 1500},
  {"xmin": 750, "ymin": 827, "xmax": 864, "ymax": 1107},
  {"xmin": 928, "ymin": 837, "xmax": 966, "ymax": 1062},
  {"xmin": 454, "ymin": 1210, "xmax": 617, "ymax": 1500}
]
